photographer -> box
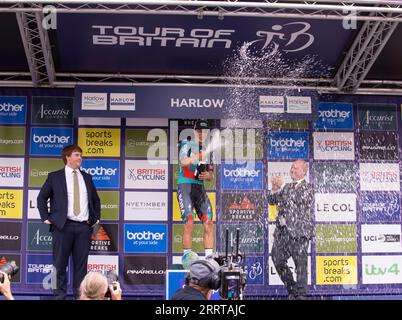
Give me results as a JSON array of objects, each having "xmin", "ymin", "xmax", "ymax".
[
  {"xmin": 171, "ymin": 258, "xmax": 221, "ymax": 300},
  {"xmin": 177, "ymin": 119, "xmax": 215, "ymax": 262},
  {"xmin": 79, "ymin": 271, "xmax": 122, "ymax": 300},
  {"xmin": 0, "ymin": 271, "xmax": 15, "ymax": 300}
]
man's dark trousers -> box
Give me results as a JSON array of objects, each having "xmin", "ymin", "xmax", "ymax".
[
  {"xmin": 53, "ymin": 220, "xmax": 92, "ymax": 300},
  {"xmin": 271, "ymin": 226, "xmax": 309, "ymax": 298}
]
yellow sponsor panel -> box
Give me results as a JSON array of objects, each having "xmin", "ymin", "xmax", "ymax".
[
  {"xmin": 268, "ymin": 204, "xmax": 278, "ymax": 222},
  {"xmin": 316, "ymin": 256, "xmax": 357, "ymax": 285},
  {"xmin": 172, "ymin": 191, "xmax": 216, "ymax": 221},
  {"xmin": 78, "ymin": 128, "xmax": 121, "ymax": 157},
  {"xmin": 0, "ymin": 189, "xmax": 23, "ymax": 219}
]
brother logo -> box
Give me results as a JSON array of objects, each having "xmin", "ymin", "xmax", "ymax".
[
  {"xmin": 126, "ymin": 231, "xmax": 165, "ymax": 241},
  {"xmin": 319, "ymin": 109, "xmax": 351, "ymax": 119},
  {"xmin": 224, "ymin": 168, "xmax": 260, "ymax": 178},
  {"xmin": 270, "ymin": 138, "xmax": 306, "ymax": 147},
  {"xmin": 32, "ymin": 134, "xmax": 70, "ymax": 144},
  {"xmin": 81, "ymin": 166, "xmax": 117, "ymax": 176},
  {"xmin": 0, "ymin": 103, "xmax": 23, "ymax": 112}
]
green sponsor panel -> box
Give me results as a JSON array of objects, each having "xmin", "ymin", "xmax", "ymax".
[
  {"xmin": 172, "ymin": 224, "xmax": 216, "ymax": 254},
  {"xmin": 316, "ymin": 224, "xmax": 357, "ymax": 253},
  {"xmin": 29, "ymin": 158, "xmax": 64, "ymax": 187},
  {"xmin": 0, "ymin": 126, "xmax": 25, "ymax": 155},
  {"xmin": 267, "ymin": 120, "xmax": 309, "ymax": 130},
  {"xmin": 172, "ymin": 164, "xmax": 216, "ymax": 190},
  {"xmin": 125, "ymin": 128, "xmax": 167, "ymax": 158},
  {"xmin": 221, "ymin": 128, "xmax": 263, "ymax": 160},
  {"xmin": 98, "ymin": 191, "xmax": 119, "ymax": 220}
]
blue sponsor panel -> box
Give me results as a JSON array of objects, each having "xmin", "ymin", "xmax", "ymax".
[
  {"xmin": 221, "ymin": 161, "xmax": 263, "ymax": 190},
  {"xmin": 314, "ymin": 102, "xmax": 353, "ymax": 130},
  {"xmin": 26, "ymin": 254, "xmax": 54, "ymax": 284},
  {"xmin": 30, "ymin": 127, "xmax": 73, "ymax": 156},
  {"xmin": 268, "ymin": 131, "xmax": 309, "ymax": 160},
  {"xmin": 245, "ymin": 256, "xmax": 265, "ymax": 285},
  {"xmin": 360, "ymin": 192, "xmax": 401, "ymax": 222},
  {"xmin": 81, "ymin": 159, "xmax": 120, "ymax": 188},
  {"xmin": 0, "ymin": 96, "xmax": 27, "ymax": 124},
  {"xmin": 124, "ymin": 224, "xmax": 167, "ymax": 253}
]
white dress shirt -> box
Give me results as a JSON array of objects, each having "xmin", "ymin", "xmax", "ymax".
[{"xmin": 65, "ymin": 166, "xmax": 89, "ymax": 222}]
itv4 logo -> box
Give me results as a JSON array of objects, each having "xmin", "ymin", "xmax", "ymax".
[{"xmin": 365, "ymin": 263, "xmax": 400, "ymax": 276}]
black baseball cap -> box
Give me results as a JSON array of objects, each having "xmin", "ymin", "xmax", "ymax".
[{"xmin": 194, "ymin": 119, "xmax": 210, "ymax": 130}]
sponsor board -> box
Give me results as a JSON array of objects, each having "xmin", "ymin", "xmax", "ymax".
[
  {"xmin": 362, "ymin": 255, "xmax": 402, "ymax": 284},
  {"xmin": 245, "ymin": 256, "xmax": 265, "ymax": 285},
  {"xmin": 172, "ymin": 191, "xmax": 216, "ymax": 222},
  {"xmin": 0, "ymin": 157, "xmax": 24, "ymax": 187},
  {"xmin": 98, "ymin": 191, "xmax": 119, "ymax": 220},
  {"xmin": 314, "ymin": 103, "xmax": 353, "ymax": 130},
  {"xmin": 0, "ymin": 127, "xmax": 25, "ymax": 155},
  {"xmin": 127, "ymin": 118, "xmax": 168, "ymax": 127},
  {"xmin": 221, "ymin": 128, "xmax": 264, "ymax": 161},
  {"xmin": 125, "ymin": 128, "xmax": 167, "ymax": 158},
  {"xmin": 313, "ymin": 162, "xmax": 356, "ymax": 193},
  {"xmin": 172, "ymin": 164, "xmax": 216, "ymax": 190},
  {"xmin": 286, "ymin": 96, "xmax": 311, "ymax": 114},
  {"xmin": 0, "ymin": 222, "xmax": 22, "ymax": 250},
  {"xmin": 123, "ymin": 255, "xmax": 166, "ymax": 285},
  {"xmin": 316, "ymin": 256, "xmax": 357, "ymax": 285},
  {"xmin": 219, "ymin": 224, "xmax": 263, "ymax": 254},
  {"xmin": 268, "ymin": 224, "xmax": 311, "ymax": 253},
  {"xmin": 0, "ymin": 254, "xmax": 21, "ymax": 282},
  {"xmin": 78, "ymin": 117, "xmax": 121, "ymax": 126},
  {"xmin": 361, "ymin": 224, "xmax": 402, "ymax": 253},
  {"xmin": 26, "ymin": 254, "xmax": 54, "ymax": 284},
  {"xmin": 0, "ymin": 96, "xmax": 27, "ymax": 124},
  {"xmin": 125, "ymin": 159, "xmax": 168, "ymax": 189},
  {"xmin": 172, "ymin": 224, "xmax": 216, "ymax": 254},
  {"xmin": 360, "ymin": 192, "xmax": 400, "ymax": 222},
  {"xmin": 81, "ymin": 159, "xmax": 120, "ymax": 189},
  {"xmin": 315, "ymin": 224, "xmax": 357, "ymax": 253},
  {"xmin": 221, "ymin": 161, "xmax": 263, "ymax": 190},
  {"xmin": 268, "ymin": 256, "xmax": 311, "ymax": 285},
  {"xmin": 313, "ymin": 132, "xmax": 355, "ymax": 160},
  {"xmin": 259, "ymin": 95, "xmax": 284, "ymax": 113},
  {"xmin": 30, "ymin": 127, "xmax": 73, "ymax": 156},
  {"xmin": 268, "ymin": 131, "xmax": 309, "ymax": 160},
  {"xmin": 221, "ymin": 192, "xmax": 263, "ymax": 221},
  {"xmin": 78, "ymin": 128, "xmax": 121, "ymax": 157},
  {"xmin": 31, "ymin": 96, "xmax": 74, "ymax": 125},
  {"xmin": 90, "ymin": 223, "xmax": 118, "ymax": 252},
  {"xmin": 358, "ymin": 103, "xmax": 397, "ymax": 131},
  {"xmin": 315, "ymin": 193, "xmax": 356, "ymax": 222},
  {"xmin": 359, "ymin": 163, "xmax": 400, "ymax": 191},
  {"xmin": 267, "ymin": 161, "xmax": 310, "ymax": 190},
  {"xmin": 87, "ymin": 255, "xmax": 119, "ymax": 275},
  {"xmin": 26, "ymin": 223, "xmax": 52, "ymax": 251},
  {"xmin": 110, "ymin": 93, "xmax": 136, "ymax": 111},
  {"xmin": 358, "ymin": 132, "xmax": 399, "ymax": 161},
  {"xmin": 81, "ymin": 92, "xmax": 107, "ymax": 110},
  {"xmin": 124, "ymin": 224, "xmax": 167, "ymax": 253},
  {"xmin": 124, "ymin": 191, "xmax": 167, "ymax": 221},
  {"xmin": 28, "ymin": 158, "xmax": 64, "ymax": 187},
  {"xmin": 221, "ymin": 119, "xmax": 263, "ymax": 128},
  {"xmin": 27, "ymin": 189, "xmax": 42, "ymax": 219},
  {"xmin": 267, "ymin": 120, "xmax": 309, "ymax": 130},
  {"xmin": 0, "ymin": 189, "xmax": 23, "ymax": 219}
]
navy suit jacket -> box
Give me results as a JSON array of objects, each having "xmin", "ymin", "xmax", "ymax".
[{"xmin": 37, "ymin": 168, "xmax": 101, "ymax": 231}]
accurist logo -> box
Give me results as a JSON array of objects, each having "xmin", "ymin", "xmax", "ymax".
[{"xmin": 124, "ymin": 224, "xmax": 167, "ymax": 253}]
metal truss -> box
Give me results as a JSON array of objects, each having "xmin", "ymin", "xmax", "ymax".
[
  {"xmin": 1, "ymin": 0, "xmax": 402, "ymax": 22},
  {"xmin": 334, "ymin": 14, "xmax": 399, "ymax": 93},
  {"xmin": 15, "ymin": 5, "xmax": 56, "ymax": 86}
]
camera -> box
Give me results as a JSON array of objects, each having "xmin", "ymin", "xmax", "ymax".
[
  {"xmin": 0, "ymin": 260, "xmax": 19, "ymax": 284},
  {"xmin": 104, "ymin": 270, "xmax": 118, "ymax": 298}
]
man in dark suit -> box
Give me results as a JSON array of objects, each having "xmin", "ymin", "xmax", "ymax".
[
  {"xmin": 268, "ymin": 159, "xmax": 314, "ymax": 300},
  {"xmin": 37, "ymin": 144, "xmax": 100, "ymax": 300}
]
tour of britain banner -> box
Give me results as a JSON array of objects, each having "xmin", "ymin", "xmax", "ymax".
[{"xmin": 1, "ymin": 86, "xmax": 402, "ymax": 298}]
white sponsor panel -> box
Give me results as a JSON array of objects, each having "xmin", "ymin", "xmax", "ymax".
[
  {"xmin": 87, "ymin": 255, "xmax": 119, "ymax": 275},
  {"xmin": 78, "ymin": 117, "xmax": 121, "ymax": 126},
  {"xmin": 315, "ymin": 193, "xmax": 356, "ymax": 222},
  {"xmin": 124, "ymin": 191, "xmax": 168, "ymax": 221},
  {"xmin": 125, "ymin": 160, "xmax": 168, "ymax": 189},
  {"xmin": 110, "ymin": 93, "xmax": 136, "ymax": 111},
  {"xmin": 361, "ymin": 224, "xmax": 402, "ymax": 253},
  {"xmin": 27, "ymin": 189, "xmax": 41, "ymax": 219},
  {"xmin": 221, "ymin": 119, "xmax": 263, "ymax": 129},
  {"xmin": 267, "ymin": 161, "xmax": 309, "ymax": 190},
  {"xmin": 259, "ymin": 96, "xmax": 284, "ymax": 113},
  {"xmin": 359, "ymin": 163, "xmax": 400, "ymax": 191},
  {"xmin": 128, "ymin": 118, "xmax": 168, "ymax": 127},
  {"xmin": 313, "ymin": 132, "xmax": 355, "ymax": 160},
  {"xmin": 268, "ymin": 224, "xmax": 311, "ymax": 254},
  {"xmin": 268, "ymin": 256, "xmax": 311, "ymax": 285},
  {"xmin": 0, "ymin": 157, "xmax": 24, "ymax": 187},
  {"xmin": 81, "ymin": 93, "xmax": 107, "ymax": 110},
  {"xmin": 286, "ymin": 96, "xmax": 311, "ymax": 114},
  {"xmin": 362, "ymin": 255, "xmax": 402, "ymax": 284}
]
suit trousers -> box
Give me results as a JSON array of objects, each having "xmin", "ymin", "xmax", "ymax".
[
  {"xmin": 52, "ymin": 220, "xmax": 92, "ymax": 300},
  {"xmin": 271, "ymin": 226, "xmax": 309, "ymax": 297}
]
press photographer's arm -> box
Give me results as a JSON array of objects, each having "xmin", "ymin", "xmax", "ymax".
[{"xmin": 0, "ymin": 271, "xmax": 15, "ymax": 300}]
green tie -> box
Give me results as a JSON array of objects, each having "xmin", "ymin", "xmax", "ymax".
[{"xmin": 73, "ymin": 170, "xmax": 80, "ymax": 216}]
